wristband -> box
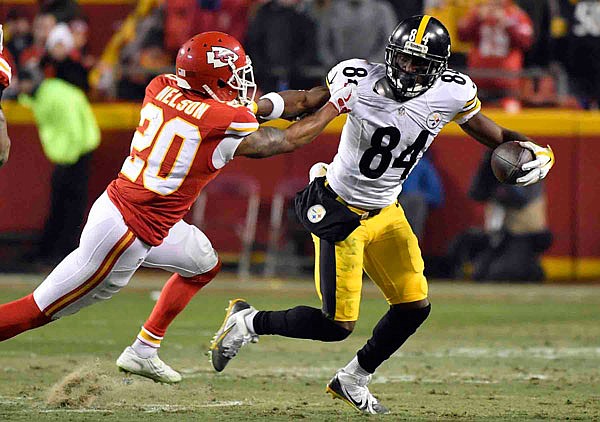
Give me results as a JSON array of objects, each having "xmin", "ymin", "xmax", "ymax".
[{"xmin": 259, "ymin": 92, "xmax": 285, "ymax": 120}]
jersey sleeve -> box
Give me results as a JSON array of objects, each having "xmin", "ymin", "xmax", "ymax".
[
  {"xmin": 211, "ymin": 106, "xmax": 260, "ymax": 169},
  {"xmin": 451, "ymin": 74, "xmax": 481, "ymax": 125}
]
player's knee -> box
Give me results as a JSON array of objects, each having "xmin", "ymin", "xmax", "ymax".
[
  {"xmin": 333, "ymin": 320, "xmax": 355, "ymax": 333},
  {"xmin": 389, "ymin": 302, "xmax": 431, "ymax": 333},
  {"xmin": 185, "ymin": 258, "xmax": 222, "ymax": 285},
  {"xmin": 317, "ymin": 315, "xmax": 353, "ymax": 341},
  {"xmin": 95, "ymin": 273, "xmax": 134, "ymax": 302},
  {"xmin": 323, "ymin": 321, "xmax": 353, "ymax": 341}
]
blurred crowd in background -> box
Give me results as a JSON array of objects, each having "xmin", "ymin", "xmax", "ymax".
[
  {"xmin": 1, "ymin": 0, "xmax": 600, "ymax": 110},
  {"xmin": 1, "ymin": 0, "xmax": 598, "ymax": 282}
]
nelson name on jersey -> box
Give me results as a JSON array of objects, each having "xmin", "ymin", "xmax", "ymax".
[
  {"xmin": 325, "ymin": 58, "xmax": 480, "ymax": 210},
  {"xmin": 153, "ymin": 78, "xmax": 211, "ymax": 119}
]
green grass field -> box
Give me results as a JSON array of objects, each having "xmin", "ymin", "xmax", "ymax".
[{"xmin": 0, "ymin": 271, "xmax": 599, "ymax": 421}]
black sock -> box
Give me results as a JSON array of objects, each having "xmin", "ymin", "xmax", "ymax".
[
  {"xmin": 357, "ymin": 304, "xmax": 431, "ymax": 373},
  {"xmin": 252, "ymin": 306, "xmax": 352, "ymax": 341}
]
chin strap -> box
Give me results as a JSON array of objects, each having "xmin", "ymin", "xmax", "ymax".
[
  {"xmin": 374, "ymin": 78, "xmax": 402, "ymax": 102},
  {"xmin": 202, "ymin": 84, "xmax": 224, "ymax": 103},
  {"xmin": 202, "ymin": 83, "xmax": 249, "ymax": 107}
]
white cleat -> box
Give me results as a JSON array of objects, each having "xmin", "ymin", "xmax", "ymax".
[
  {"xmin": 116, "ymin": 346, "xmax": 182, "ymax": 384},
  {"xmin": 326, "ymin": 369, "xmax": 390, "ymax": 414},
  {"xmin": 209, "ymin": 298, "xmax": 258, "ymax": 372}
]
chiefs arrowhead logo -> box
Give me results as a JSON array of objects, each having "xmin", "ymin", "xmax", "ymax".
[{"xmin": 206, "ymin": 46, "xmax": 239, "ymax": 68}]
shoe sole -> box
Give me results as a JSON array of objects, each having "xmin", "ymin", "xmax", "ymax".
[
  {"xmin": 209, "ymin": 298, "xmax": 248, "ymax": 372},
  {"xmin": 117, "ymin": 364, "xmax": 180, "ymax": 384},
  {"xmin": 326, "ymin": 379, "xmax": 389, "ymax": 415},
  {"xmin": 326, "ymin": 383, "xmax": 364, "ymax": 414}
]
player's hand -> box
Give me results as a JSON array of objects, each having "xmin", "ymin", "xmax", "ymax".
[
  {"xmin": 0, "ymin": 25, "xmax": 12, "ymax": 89},
  {"xmin": 245, "ymin": 100, "xmax": 258, "ymax": 115},
  {"xmin": 516, "ymin": 141, "xmax": 555, "ymax": 186},
  {"xmin": 328, "ymin": 84, "xmax": 358, "ymax": 115}
]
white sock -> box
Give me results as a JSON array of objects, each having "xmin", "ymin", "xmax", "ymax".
[
  {"xmin": 343, "ymin": 356, "xmax": 371, "ymax": 377},
  {"xmin": 132, "ymin": 338, "xmax": 158, "ymax": 359},
  {"xmin": 244, "ymin": 309, "xmax": 258, "ymax": 335}
]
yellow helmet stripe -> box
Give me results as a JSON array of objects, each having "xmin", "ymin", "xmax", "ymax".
[{"xmin": 415, "ymin": 15, "xmax": 432, "ymax": 45}]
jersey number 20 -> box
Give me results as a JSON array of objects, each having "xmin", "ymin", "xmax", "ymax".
[
  {"xmin": 359, "ymin": 128, "xmax": 429, "ymax": 180},
  {"xmin": 121, "ymin": 103, "xmax": 201, "ymax": 195}
]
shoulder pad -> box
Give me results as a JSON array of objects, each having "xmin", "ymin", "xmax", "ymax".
[
  {"xmin": 442, "ymin": 69, "xmax": 477, "ymax": 103},
  {"xmin": 440, "ymin": 70, "xmax": 481, "ymax": 124},
  {"xmin": 326, "ymin": 59, "xmax": 372, "ymax": 92},
  {"xmin": 145, "ymin": 74, "xmax": 177, "ymax": 97}
]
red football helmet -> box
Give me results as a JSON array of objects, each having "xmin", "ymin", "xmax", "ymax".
[{"xmin": 175, "ymin": 31, "xmax": 256, "ymax": 105}]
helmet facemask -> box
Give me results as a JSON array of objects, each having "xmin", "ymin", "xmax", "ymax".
[
  {"xmin": 385, "ymin": 45, "xmax": 446, "ymax": 99},
  {"xmin": 202, "ymin": 55, "xmax": 256, "ymax": 105},
  {"xmin": 226, "ymin": 55, "xmax": 256, "ymax": 106}
]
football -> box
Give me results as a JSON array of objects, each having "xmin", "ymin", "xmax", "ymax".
[{"xmin": 490, "ymin": 141, "xmax": 534, "ymax": 184}]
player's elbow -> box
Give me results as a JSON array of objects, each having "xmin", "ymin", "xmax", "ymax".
[
  {"xmin": 279, "ymin": 140, "xmax": 301, "ymax": 154},
  {"xmin": 285, "ymin": 135, "xmax": 313, "ymax": 153}
]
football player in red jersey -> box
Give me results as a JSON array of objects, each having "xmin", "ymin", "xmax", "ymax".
[
  {"xmin": 0, "ymin": 25, "xmax": 12, "ymax": 167},
  {"xmin": 0, "ymin": 31, "xmax": 357, "ymax": 383}
]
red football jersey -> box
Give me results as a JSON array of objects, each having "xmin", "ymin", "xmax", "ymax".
[{"xmin": 107, "ymin": 74, "xmax": 259, "ymax": 246}]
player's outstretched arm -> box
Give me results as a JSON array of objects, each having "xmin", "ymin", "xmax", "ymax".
[
  {"xmin": 236, "ymin": 85, "xmax": 355, "ymax": 159},
  {"xmin": 256, "ymin": 86, "xmax": 330, "ymax": 121},
  {"xmin": 0, "ymin": 25, "xmax": 12, "ymax": 167},
  {"xmin": 460, "ymin": 112, "xmax": 554, "ymax": 186}
]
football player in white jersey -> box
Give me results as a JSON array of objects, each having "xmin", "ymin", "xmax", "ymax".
[{"xmin": 211, "ymin": 15, "xmax": 555, "ymax": 414}]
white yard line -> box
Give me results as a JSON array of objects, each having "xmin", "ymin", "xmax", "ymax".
[
  {"xmin": 141, "ymin": 401, "xmax": 246, "ymax": 412},
  {"xmin": 393, "ymin": 346, "xmax": 600, "ymax": 359},
  {"xmin": 37, "ymin": 409, "xmax": 113, "ymax": 413}
]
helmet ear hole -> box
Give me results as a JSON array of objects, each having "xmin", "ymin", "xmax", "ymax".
[{"xmin": 217, "ymin": 79, "xmax": 227, "ymax": 88}]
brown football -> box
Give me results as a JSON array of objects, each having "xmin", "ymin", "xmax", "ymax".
[{"xmin": 491, "ymin": 141, "xmax": 535, "ymax": 184}]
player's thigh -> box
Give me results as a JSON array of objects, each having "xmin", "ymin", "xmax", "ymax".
[
  {"xmin": 313, "ymin": 228, "xmax": 367, "ymax": 322},
  {"xmin": 142, "ymin": 220, "xmax": 218, "ymax": 277},
  {"xmin": 33, "ymin": 192, "xmax": 150, "ymax": 319},
  {"xmin": 363, "ymin": 204, "xmax": 428, "ymax": 305}
]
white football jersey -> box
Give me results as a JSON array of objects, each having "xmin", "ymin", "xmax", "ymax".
[{"xmin": 325, "ymin": 59, "xmax": 481, "ymax": 209}]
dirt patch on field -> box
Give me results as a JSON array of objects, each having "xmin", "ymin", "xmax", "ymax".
[{"xmin": 46, "ymin": 360, "xmax": 114, "ymax": 408}]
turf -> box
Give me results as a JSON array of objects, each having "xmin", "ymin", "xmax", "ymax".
[{"xmin": 0, "ymin": 272, "xmax": 599, "ymax": 421}]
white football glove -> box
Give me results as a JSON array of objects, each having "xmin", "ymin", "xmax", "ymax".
[
  {"xmin": 516, "ymin": 141, "xmax": 555, "ymax": 186},
  {"xmin": 309, "ymin": 162, "xmax": 328, "ymax": 182},
  {"xmin": 328, "ymin": 84, "xmax": 358, "ymax": 115}
]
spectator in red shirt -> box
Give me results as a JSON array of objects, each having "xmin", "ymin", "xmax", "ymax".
[{"xmin": 458, "ymin": 0, "xmax": 533, "ymax": 110}]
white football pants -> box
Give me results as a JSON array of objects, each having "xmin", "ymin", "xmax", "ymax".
[{"xmin": 33, "ymin": 191, "xmax": 218, "ymax": 319}]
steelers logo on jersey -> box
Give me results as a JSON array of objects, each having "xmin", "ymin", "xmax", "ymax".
[
  {"xmin": 426, "ymin": 111, "xmax": 442, "ymax": 129},
  {"xmin": 307, "ymin": 204, "xmax": 326, "ymax": 223}
]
